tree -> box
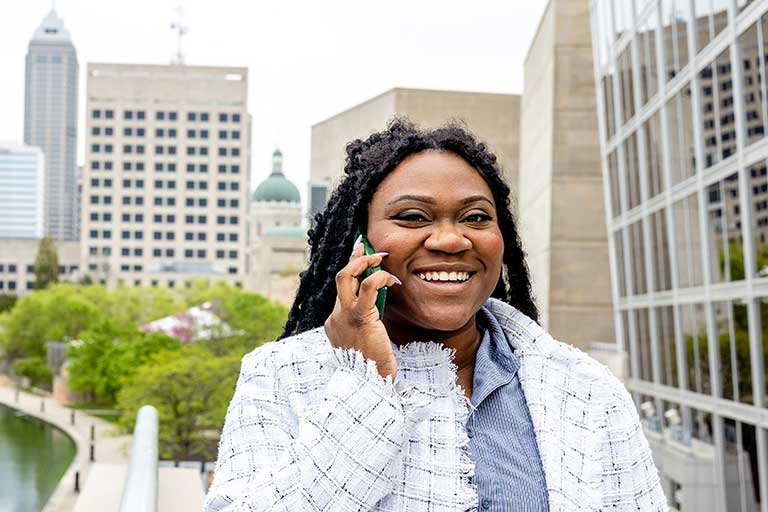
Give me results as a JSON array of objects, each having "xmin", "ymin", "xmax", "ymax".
[
  {"xmin": 117, "ymin": 345, "xmax": 240, "ymax": 460},
  {"xmin": 67, "ymin": 319, "xmax": 181, "ymax": 404},
  {"xmin": 12, "ymin": 357, "xmax": 53, "ymax": 390},
  {"xmin": 0, "ymin": 284, "xmax": 101, "ymax": 360},
  {"xmin": 0, "ymin": 293, "xmax": 17, "ymax": 314},
  {"xmin": 34, "ymin": 237, "xmax": 59, "ymax": 290}
]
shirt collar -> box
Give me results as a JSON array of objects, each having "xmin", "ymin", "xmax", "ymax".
[{"xmin": 471, "ymin": 305, "xmax": 521, "ymax": 407}]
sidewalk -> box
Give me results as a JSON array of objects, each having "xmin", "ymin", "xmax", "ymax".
[{"xmin": 0, "ymin": 383, "xmax": 132, "ymax": 512}]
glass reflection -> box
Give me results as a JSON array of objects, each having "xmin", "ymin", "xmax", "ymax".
[
  {"xmin": 650, "ymin": 208, "xmax": 672, "ymax": 291},
  {"xmin": 608, "ymin": 150, "xmax": 621, "ymax": 217},
  {"xmin": 682, "ymin": 303, "xmax": 710, "ymax": 395},
  {"xmin": 637, "ymin": 12, "xmax": 659, "ymax": 106},
  {"xmin": 722, "ymin": 419, "xmax": 763, "ymax": 510},
  {"xmin": 614, "ymin": 229, "xmax": 627, "ymax": 296},
  {"xmin": 661, "ymin": 0, "xmax": 691, "ymax": 81},
  {"xmin": 738, "ymin": 20, "xmax": 768, "ymax": 148},
  {"xmin": 667, "ymin": 85, "xmax": 695, "ymax": 184},
  {"xmin": 749, "ymin": 160, "xmax": 768, "ymax": 277},
  {"xmin": 642, "ymin": 113, "xmax": 664, "ymax": 199},
  {"xmin": 694, "ymin": 0, "xmax": 729, "ymax": 51},
  {"xmin": 625, "ymin": 134, "xmax": 642, "ymax": 209},
  {"xmin": 713, "ymin": 300, "xmax": 752, "ymax": 403},
  {"xmin": 699, "ymin": 48, "xmax": 736, "ymax": 169},
  {"xmin": 673, "ymin": 193, "xmax": 703, "ymax": 287},
  {"xmin": 618, "ymin": 45, "xmax": 635, "ymax": 124},
  {"xmin": 602, "ymin": 73, "xmax": 618, "ymax": 140},
  {"xmin": 636, "ymin": 308, "xmax": 653, "ymax": 381},
  {"xmin": 657, "ymin": 305, "xmax": 678, "ymax": 387},
  {"xmin": 629, "ymin": 220, "xmax": 647, "ymax": 294},
  {"xmin": 759, "ymin": 300, "xmax": 768, "ymax": 408},
  {"xmin": 705, "ymin": 172, "xmax": 744, "ymax": 283}
]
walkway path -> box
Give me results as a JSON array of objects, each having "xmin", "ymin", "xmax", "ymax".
[{"xmin": 0, "ymin": 383, "xmax": 132, "ymax": 512}]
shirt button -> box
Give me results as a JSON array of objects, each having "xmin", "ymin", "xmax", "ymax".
[{"xmin": 481, "ymin": 498, "xmax": 491, "ymax": 509}]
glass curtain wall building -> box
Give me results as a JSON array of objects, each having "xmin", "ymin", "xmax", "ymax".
[{"xmin": 590, "ymin": 0, "xmax": 768, "ymax": 510}]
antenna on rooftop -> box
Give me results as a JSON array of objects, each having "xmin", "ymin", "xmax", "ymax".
[{"xmin": 170, "ymin": 5, "xmax": 188, "ymax": 65}]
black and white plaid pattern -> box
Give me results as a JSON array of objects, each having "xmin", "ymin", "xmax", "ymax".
[{"xmin": 205, "ymin": 299, "xmax": 667, "ymax": 511}]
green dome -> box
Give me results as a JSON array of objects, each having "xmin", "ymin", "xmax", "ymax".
[
  {"xmin": 252, "ymin": 147, "xmax": 301, "ymax": 203},
  {"xmin": 252, "ymin": 175, "xmax": 301, "ymax": 203}
]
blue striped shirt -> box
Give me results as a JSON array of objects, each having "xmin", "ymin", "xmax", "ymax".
[{"xmin": 468, "ymin": 306, "xmax": 549, "ymax": 511}]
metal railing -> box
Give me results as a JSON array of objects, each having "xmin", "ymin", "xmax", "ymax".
[{"xmin": 119, "ymin": 405, "xmax": 158, "ymax": 512}]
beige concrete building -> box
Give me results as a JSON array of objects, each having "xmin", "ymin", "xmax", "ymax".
[
  {"xmin": 309, "ymin": 88, "xmax": 520, "ymax": 216},
  {"xmin": 0, "ymin": 238, "xmax": 80, "ymax": 294},
  {"xmin": 518, "ymin": 0, "xmax": 614, "ymax": 349},
  {"xmin": 80, "ymin": 63, "xmax": 250, "ymax": 288}
]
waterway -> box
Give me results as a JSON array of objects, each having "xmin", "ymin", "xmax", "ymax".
[{"xmin": 0, "ymin": 402, "xmax": 76, "ymax": 512}]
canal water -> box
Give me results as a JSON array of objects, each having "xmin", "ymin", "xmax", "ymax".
[{"xmin": 0, "ymin": 403, "xmax": 76, "ymax": 512}]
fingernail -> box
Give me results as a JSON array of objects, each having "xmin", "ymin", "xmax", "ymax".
[
  {"xmin": 391, "ymin": 274, "xmax": 402, "ymax": 285},
  {"xmin": 353, "ymin": 234, "xmax": 362, "ymax": 247},
  {"xmin": 372, "ymin": 251, "xmax": 389, "ymax": 257}
]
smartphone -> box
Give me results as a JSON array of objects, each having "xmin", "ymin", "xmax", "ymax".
[{"xmin": 354, "ymin": 229, "xmax": 387, "ymax": 319}]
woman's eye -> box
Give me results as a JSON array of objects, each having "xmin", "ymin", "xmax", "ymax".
[
  {"xmin": 464, "ymin": 213, "xmax": 493, "ymax": 223},
  {"xmin": 395, "ymin": 213, "xmax": 428, "ymax": 222}
]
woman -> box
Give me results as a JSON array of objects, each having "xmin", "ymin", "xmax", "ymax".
[{"xmin": 205, "ymin": 120, "xmax": 667, "ymax": 511}]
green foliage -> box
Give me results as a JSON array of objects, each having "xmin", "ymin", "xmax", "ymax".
[
  {"xmin": 12, "ymin": 356, "xmax": 53, "ymax": 390},
  {"xmin": 0, "ymin": 293, "xmax": 17, "ymax": 314},
  {"xmin": 117, "ymin": 345, "xmax": 240, "ymax": 460},
  {"xmin": 0, "ymin": 284, "xmax": 100, "ymax": 359},
  {"xmin": 67, "ymin": 319, "xmax": 181, "ymax": 404},
  {"xmin": 34, "ymin": 237, "xmax": 59, "ymax": 290}
]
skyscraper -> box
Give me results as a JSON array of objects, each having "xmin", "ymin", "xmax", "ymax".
[
  {"xmin": 81, "ymin": 63, "xmax": 250, "ymax": 288},
  {"xmin": 590, "ymin": 0, "xmax": 768, "ymax": 509},
  {"xmin": 0, "ymin": 142, "xmax": 45, "ymax": 239},
  {"xmin": 24, "ymin": 8, "xmax": 79, "ymax": 240}
]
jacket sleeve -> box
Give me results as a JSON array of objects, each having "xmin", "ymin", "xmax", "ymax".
[
  {"xmin": 599, "ymin": 374, "xmax": 669, "ymax": 511},
  {"xmin": 203, "ymin": 343, "xmax": 427, "ymax": 512}
]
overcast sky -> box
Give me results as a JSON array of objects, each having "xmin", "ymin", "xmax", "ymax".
[{"xmin": 1, "ymin": 0, "xmax": 549, "ymax": 206}]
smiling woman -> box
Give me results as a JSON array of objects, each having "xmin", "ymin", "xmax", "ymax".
[{"xmin": 204, "ymin": 120, "xmax": 667, "ymax": 512}]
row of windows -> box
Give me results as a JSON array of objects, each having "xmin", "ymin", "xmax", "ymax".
[
  {"xmin": 88, "ymin": 217, "xmax": 241, "ymax": 238},
  {"xmin": 91, "ymin": 109, "xmax": 242, "ymax": 123},
  {"xmin": 0, "ymin": 264, "xmax": 78, "ymax": 274},
  {"xmin": 90, "ymin": 144, "xmax": 242, "ymax": 157},
  {"xmin": 90, "ymin": 161, "xmax": 241, "ymax": 174},
  {"xmin": 89, "ymin": 179, "xmax": 241, "ymax": 191}
]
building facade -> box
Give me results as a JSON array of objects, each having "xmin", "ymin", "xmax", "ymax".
[
  {"xmin": 518, "ymin": 0, "xmax": 614, "ymax": 350},
  {"xmin": 591, "ymin": 0, "xmax": 768, "ymax": 510},
  {"xmin": 0, "ymin": 239, "xmax": 80, "ymax": 295},
  {"xmin": 309, "ymin": 88, "xmax": 520, "ymax": 217},
  {"xmin": 24, "ymin": 9, "xmax": 79, "ymax": 240},
  {"xmin": 246, "ymin": 148, "xmax": 306, "ymax": 305},
  {"xmin": 80, "ymin": 63, "xmax": 250, "ymax": 288},
  {"xmin": 0, "ymin": 142, "xmax": 45, "ymax": 239}
]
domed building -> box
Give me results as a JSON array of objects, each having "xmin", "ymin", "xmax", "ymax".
[{"xmin": 246, "ymin": 149, "xmax": 307, "ymax": 305}]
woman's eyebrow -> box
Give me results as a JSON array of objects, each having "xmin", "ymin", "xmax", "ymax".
[{"xmin": 388, "ymin": 194, "xmax": 494, "ymax": 206}]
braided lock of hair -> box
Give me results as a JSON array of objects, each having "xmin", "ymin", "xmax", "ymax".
[{"xmin": 280, "ymin": 118, "xmax": 538, "ymax": 339}]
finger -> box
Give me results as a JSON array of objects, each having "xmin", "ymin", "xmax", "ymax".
[
  {"xmin": 356, "ymin": 270, "xmax": 401, "ymax": 313},
  {"xmin": 349, "ymin": 235, "xmax": 364, "ymax": 259},
  {"xmin": 336, "ymin": 253, "xmax": 388, "ymax": 305}
]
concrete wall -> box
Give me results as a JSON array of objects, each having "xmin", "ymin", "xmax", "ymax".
[
  {"xmin": 519, "ymin": 0, "xmax": 614, "ymax": 349},
  {"xmin": 310, "ymin": 88, "xmax": 520, "ymax": 203}
]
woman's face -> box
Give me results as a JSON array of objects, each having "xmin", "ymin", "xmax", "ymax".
[{"xmin": 366, "ymin": 150, "xmax": 504, "ymax": 334}]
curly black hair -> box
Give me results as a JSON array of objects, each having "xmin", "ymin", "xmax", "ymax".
[{"xmin": 279, "ymin": 118, "xmax": 538, "ymax": 339}]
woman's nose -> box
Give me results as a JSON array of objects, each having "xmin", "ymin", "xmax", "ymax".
[{"xmin": 423, "ymin": 223, "xmax": 472, "ymax": 253}]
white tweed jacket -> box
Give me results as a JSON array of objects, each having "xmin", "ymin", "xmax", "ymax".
[{"xmin": 205, "ymin": 298, "xmax": 667, "ymax": 511}]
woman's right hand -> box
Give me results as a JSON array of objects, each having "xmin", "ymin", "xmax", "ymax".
[{"xmin": 324, "ymin": 237, "xmax": 401, "ymax": 379}]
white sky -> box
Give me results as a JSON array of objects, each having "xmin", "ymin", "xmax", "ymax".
[{"xmin": 0, "ymin": 0, "xmax": 549, "ymax": 206}]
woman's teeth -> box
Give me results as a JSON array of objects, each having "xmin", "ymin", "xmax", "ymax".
[{"xmin": 417, "ymin": 271, "xmax": 470, "ymax": 282}]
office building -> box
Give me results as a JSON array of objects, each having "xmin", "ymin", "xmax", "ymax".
[
  {"xmin": 24, "ymin": 9, "xmax": 79, "ymax": 240},
  {"xmin": 518, "ymin": 0, "xmax": 614, "ymax": 350},
  {"xmin": 81, "ymin": 63, "xmax": 250, "ymax": 288},
  {"xmin": 590, "ymin": 0, "xmax": 768, "ymax": 509},
  {"xmin": 0, "ymin": 239, "xmax": 80, "ymax": 295},
  {"xmin": 0, "ymin": 142, "xmax": 45, "ymax": 239},
  {"xmin": 309, "ymin": 88, "xmax": 520, "ymax": 217}
]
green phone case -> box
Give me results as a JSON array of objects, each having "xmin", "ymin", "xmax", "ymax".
[{"xmin": 354, "ymin": 230, "xmax": 387, "ymax": 319}]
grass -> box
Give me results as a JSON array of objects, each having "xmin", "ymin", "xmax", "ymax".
[{"xmin": 67, "ymin": 401, "xmax": 122, "ymax": 425}]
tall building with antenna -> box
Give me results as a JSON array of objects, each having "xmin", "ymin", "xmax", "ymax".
[{"xmin": 24, "ymin": 6, "xmax": 79, "ymax": 240}]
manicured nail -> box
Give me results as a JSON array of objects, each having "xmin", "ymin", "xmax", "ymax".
[
  {"xmin": 390, "ymin": 274, "xmax": 402, "ymax": 285},
  {"xmin": 353, "ymin": 233, "xmax": 362, "ymax": 247},
  {"xmin": 372, "ymin": 251, "xmax": 389, "ymax": 257}
]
